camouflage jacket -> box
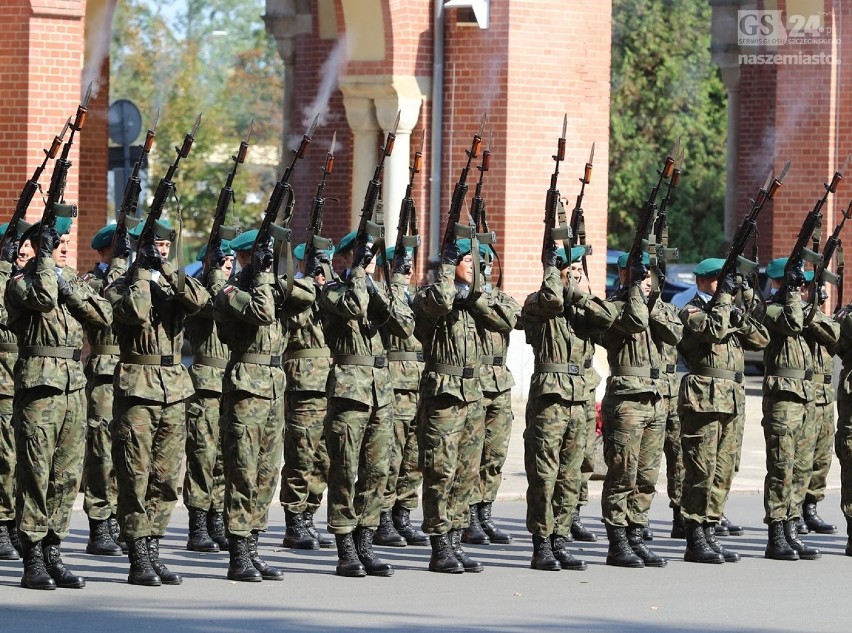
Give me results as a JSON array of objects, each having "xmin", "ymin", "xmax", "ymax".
[
  {"xmin": 804, "ymin": 305, "xmax": 839, "ymax": 405},
  {"xmin": 834, "ymin": 303, "xmax": 852, "ymax": 400},
  {"xmin": 81, "ymin": 260, "xmax": 125, "ymax": 380},
  {"xmin": 0, "ymin": 261, "xmax": 17, "ymax": 397},
  {"xmin": 6, "ymin": 256, "xmax": 111, "ymax": 393},
  {"xmin": 283, "ymin": 277, "xmax": 331, "ymax": 394},
  {"xmin": 382, "ymin": 288, "xmax": 423, "ymax": 393},
  {"xmin": 655, "ymin": 301, "xmax": 682, "ymax": 398},
  {"xmin": 597, "ymin": 285, "xmax": 682, "ymax": 398},
  {"xmin": 762, "ymin": 289, "xmax": 814, "ymax": 403},
  {"xmin": 107, "ymin": 262, "xmax": 207, "ymax": 404},
  {"xmin": 523, "ymin": 266, "xmax": 616, "ymax": 401},
  {"xmin": 678, "ymin": 290, "xmax": 769, "ymax": 414},
  {"xmin": 413, "ymin": 263, "xmax": 506, "ymax": 403},
  {"xmin": 320, "ymin": 267, "xmax": 414, "ymax": 408},
  {"xmin": 185, "ymin": 269, "xmax": 229, "ymax": 394},
  {"xmin": 477, "ymin": 287, "xmax": 521, "ymax": 395}
]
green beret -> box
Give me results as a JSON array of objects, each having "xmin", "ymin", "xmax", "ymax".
[
  {"xmin": 128, "ymin": 218, "xmax": 173, "ymax": 239},
  {"xmin": 0, "ymin": 223, "xmax": 7, "ymax": 239},
  {"xmin": 766, "ymin": 257, "xmax": 788, "ymax": 280},
  {"xmin": 570, "ymin": 246, "xmax": 586, "ymax": 263},
  {"xmin": 91, "ymin": 224, "xmax": 116, "ymax": 250},
  {"xmin": 457, "ymin": 238, "xmax": 472, "ymax": 256},
  {"xmin": 55, "ymin": 216, "xmax": 73, "ymax": 236},
  {"xmin": 617, "ymin": 252, "xmax": 650, "ymax": 269},
  {"xmin": 229, "ymin": 229, "xmax": 258, "ymax": 252},
  {"xmin": 195, "ymin": 240, "xmax": 234, "ymax": 262},
  {"xmin": 20, "ymin": 219, "xmax": 72, "ymax": 245},
  {"xmin": 804, "ymin": 269, "xmax": 815, "ymax": 282},
  {"xmin": 693, "ymin": 258, "xmax": 725, "ymax": 278},
  {"xmin": 336, "ymin": 231, "xmax": 357, "ymax": 254},
  {"xmin": 293, "ymin": 242, "xmax": 307, "ymax": 261},
  {"xmin": 378, "ymin": 246, "xmax": 415, "ymax": 266},
  {"xmin": 555, "ymin": 247, "xmax": 569, "ymax": 269}
]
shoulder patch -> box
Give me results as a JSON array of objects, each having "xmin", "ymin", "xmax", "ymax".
[
  {"xmin": 81, "ymin": 273, "xmax": 93, "ymax": 281},
  {"xmin": 223, "ymin": 285, "xmax": 237, "ymax": 295},
  {"xmin": 12, "ymin": 272, "xmax": 24, "ymax": 281}
]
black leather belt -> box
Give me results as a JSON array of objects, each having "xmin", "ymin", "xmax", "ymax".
[{"xmin": 21, "ymin": 346, "xmax": 82, "ymax": 361}]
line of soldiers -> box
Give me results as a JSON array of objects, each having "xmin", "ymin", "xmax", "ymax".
[{"xmin": 4, "ymin": 212, "xmax": 852, "ymax": 588}]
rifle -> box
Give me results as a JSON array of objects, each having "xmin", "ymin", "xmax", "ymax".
[
  {"xmin": 38, "ymin": 85, "xmax": 93, "ymax": 235},
  {"xmin": 706, "ymin": 161, "xmax": 791, "ymax": 311},
  {"xmin": 244, "ymin": 114, "xmax": 318, "ymax": 291},
  {"xmin": 303, "ymin": 132, "xmax": 337, "ymax": 280},
  {"xmin": 835, "ymin": 199, "xmax": 852, "ymax": 311},
  {"xmin": 0, "ymin": 121, "xmax": 68, "ymax": 260},
  {"xmin": 111, "ymin": 111, "xmax": 158, "ymax": 263},
  {"xmin": 646, "ymin": 149, "xmax": 684, "ymax": 310},
  {"xmin": 808, "ymin": 196, "xmax": 852, "ymax": 320},
  {"xmin": 541, "ymin": 115, "xmax": 571, "ymax": 267},
  {"xmin": 470, "ymin": 130, "xmax": 498, "ymax": 290},
  {"xmin": 568, "ymin": 141, "xmax": 595, "ymax": 281},
  {"xmin": 201, "ymin": 122, "xmax": 252, "ymax": 284}
]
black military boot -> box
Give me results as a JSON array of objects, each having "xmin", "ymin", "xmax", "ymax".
[
  {"xmin": 795, "ymin": 517, "xmax": 809, "ymax": 534},
  {"xmin": 570, "ymin": 507, "xmax": 597, "ymax": 542},
  {"xmin": 429, "ymin": 533, "xmax": 464, "ymax": 573},
  {"xmin": 148, "ymin": 537, "xmax": 182, "ymax": 584},
  {"xmin": 604, "ymin": 524, "xmax": 644, "ymax": 568},
  {"xmin": 248, "ymin": 531, "xmax": 284, "ymax": 580},
  {"xmin": 845, "ymin": 515, "xmax": 852, "ymax": 557},
  {"xmin": 20, "ymin": 536, "xmax": 56, "ymax": 590},
  {"xmin": 373, "ymin": 510, "xmax": 407, "ymax": 547},
  {"xmin": 703, "ymin": 523, "xmax": 739, "ymax": 563},
  {"xmin": 8, "ymin": 520, "xmax": 22, "ymax": 557},
  {"xmin": 683, "ymin": 521, "xmax": 724, "ymax": 564},
  {"xmin": 530, "ymin": 534, "xmax": 561, "ymax": 571},
  {"xmin": 0, "ymin": 520, "xmax": 20, "ymax": 560},
  {"xmin": 107, "ymin": 515, "xmax": 128, "ymax": 554},
  {"xmin": 43, "ymin": 539, "xmax": 86, "ymax": 588},
  {"xmin": 550, "ymin": 534, "xmax": 587, "ymax": 571},
  {"xmin": 127, "ymin": 537, "xmax": 161, "ymax": 586},
  {"xmin": 186, "ymin": 508, "xmax": 219, "ymax": 553},
  {"xmin": 803, "ymin": 498, "xmax": 837, "ymax": 534},
  {"xmin": 461, "ymin": 504, "xmax": 490, "ymax": 545},
  {"xmin": 719, "ymin": 514, "xmax": 744, "ymax": 536},
  {"xmin": 641, "ymin": 526, "xmax": 654, "ymax": 541},
  {"xmin": 392, "ymin": 504, "xmax": 428, "ymax": 546},
  {"xmin": 207, "ymin": 510, "xmax": 229, "ymax": 551},
  {"xmin": 86, "ymin": 517, "xmax": 123, "ymax": 556},
  {"xmin": 227, "ymin": 536, "xmax": 262, "ymax": 582},
  {"xmin": 450, "ymin": 528, "xmax": 484, "ymax": 572},
  {"xmin": 303, "ymin": 511, "xmax": 333, "ymax": 549},
  {"xmin": 784, "ymin": 519, "xmax": 821, "ymax": 560},
  {"xmin": 478, "ymin": 501, "xmax": 512, "ymax": 544},
  {"xmin": 670, "ymin": 506, "xmax": 686, "ymax": 539},
  {"xmin": 764, "ymin": 520, "xmax": 799, "ymax": 561},
  {"xmin": 626, "ymin": 525, "xmax": 667, "ymax": 567},
  {"xmin": 282, "ymin": 509, "xmax": 319, "ymax": 550},
  {"xmin": 354, "ymin": 526, "xmax": 394, "ymax": 576},
  {"xmin": 335, "ymin": 532, "xmax": 366, "ymax": 578}
]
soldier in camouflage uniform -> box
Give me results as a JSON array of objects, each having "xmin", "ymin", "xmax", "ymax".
[
  {"xmin": 797, "ymin": 272, "xmax": 838, "ymax": 535},
  {"xmin": 107, "ymin": 220, "xmax": 208, "ymax": 586},
  {"xmin": 677, "ymin": 258, "xmax": 769, "ymax": 564},
  {"xmin": 759, "ymin": 257, "xmax": 822, "ymax": 560},
  {"xmin": 80, "ymin": 225, "xmax": 127, "ymax": 557},
  {"xmin": 522, "ymin": 246, "xmax": 615, "ymax": 571},
  {"xmin": 834, "ymin": 294, "xmax": 852, "ymax": 554},
  {"xmin": 7, "ymin": 219, "xmax": 112, "ymax": 590},
  {"xmin": 279, "ymin": 242, "xmax": 333, "ymax": 550},
  {"xmin": 374, "ymin": 246, "xmax": 427, "ymax": 548},
  {"xmin": 597, "ymin": 253, "xmax": 682, "ymax": 568},
  {"xmin": 183, "ymin": 241, "xmax": 235, "ymax": 553},
  {"xmin": 413, "ymin": 238, "xmax": 509, "ymax": 574},
  {"xmin": 319, "ymin": 231, "xmax": 414, "ymax": 577}
]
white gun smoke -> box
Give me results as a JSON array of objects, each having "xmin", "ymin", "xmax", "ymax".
[
  {"xmin": 81, "ymin": 0, "xmax": 119, "ymax": 98},
  {"xmin": 301, "ymin": 36, "xmax": 348, "ymax": 130}
]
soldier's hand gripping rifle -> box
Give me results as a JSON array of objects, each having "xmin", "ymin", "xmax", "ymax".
[
  {"xmin": 0, "ymin": 121, "xmax": 68, "ymax": 262},
  {"xmin": 244, "ymin": 115, "xmax": 318, "ymax": 292},
  {"xmin": 567, "ymin": 141, "xmax": 595, "ymax": 286},
  {"xmin": 807, "ymin": 193, "xmax": 852, "ymax": 321},
  {"xmin": 201, "ymin": 123, "xmax": 252, "ymax": 284},
  {"xmin": 303, "ymin": 132, "xmax": 337, "ymax": 281},
  {"xmin": 706, "ymin": 161, "xmax": 791, "ymax": 312},
  {"xmin": 110, "ymin": 112, "xmax": 158, "ymax": 264},
  {"xmin": 541, "ymin": 115, "xmax": 571, "ymax": 268},
  {"xmin": 390, "ymin": 133, "xmax": 424, "ymax": 282}
]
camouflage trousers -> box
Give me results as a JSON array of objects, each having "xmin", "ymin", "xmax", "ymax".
[
  {"xmin": 382, "ymin": 389, "xmax": 422, "ymax": 512},
  {"xmin": 806, "ymin": 400, "xmax": 835, "ymax": 503},
  {"xmin": 15, "ymin": 386, "xmax": 85, "ymax": 543},
  {"xmin": 418, "ymin": 394, "xmax": 485, "ymax": 535},
  {"xmin": 524, "ymin": 394, "xmax": 586, "ymax": 537},
  {"xmin": 578, "ymin": 396, "xmax": 597, "ymax": 507},
  {"xmin": 221, "ymin": 391, "xmax": 284, "ymax": 538},
  {"xmin": 183, "ymin": 390, "xmax": 225, "ymax": 513},
  {"xmin": 83, "ymin": 376, "xmax": 118, "ymax": 521},
  {"xmin": 600, "ymin": 393, "xmax": 664, "ymax": 528},
  {"xmin": 679, "ymin": 409, "xmax": 740, "ymax": 524},
  {"xmin": 662, "ymin": 394, "xmax": 683, "ymax": 509},
  {"xmin": 324, "ymin": 396, "xmax": 392, "ymax": 534},
  {"xmin": 0, "ymin": 397, "xmax": 14, "ymax": 522},
  {"xmin": 473, "ymin": 389, "xmax": 513, "ymax": 505},
  {"xmin": 112, "ymin": 396, "xmax": 186, "ymax": 539},
  {"xmin": 280, "ymin": 391, "xmax": 329, "ymax": 514},
  {"xmin": 835, "ymin": 391, "xmax": 852, "ymax": 516},
  {"xmin": 762, "ymin": 395, "xmax": 815, "ymax": 523}
]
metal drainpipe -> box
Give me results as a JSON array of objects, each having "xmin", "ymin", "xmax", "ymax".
[{"xmin": 429, "ymin": 0, "xmax": 445, "ymax": 270}]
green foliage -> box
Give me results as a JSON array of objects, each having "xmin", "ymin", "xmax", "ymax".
[
  {"xmin": 609, "ymin": 0, "xmax": 728, "ymax": 262},
  {"xmin": 110, "ymin": 0, "xmax": 284, "ymax": 259}
]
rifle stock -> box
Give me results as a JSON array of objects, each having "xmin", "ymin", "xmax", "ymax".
[
  {"xmin": 392, "ymin": 134, "xmax": 424, "ymax": 273},
  {"xmin": 303, "ymin": 132, "xmax": 337, "ymax": 279}
]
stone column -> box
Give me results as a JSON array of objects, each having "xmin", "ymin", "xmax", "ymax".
[{"xmin": 343, "ymin": 96, "xmax": 380, "ymax": 229}]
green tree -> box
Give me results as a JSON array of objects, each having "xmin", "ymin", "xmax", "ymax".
[{"xmin": 609, "ymin": 0, "xmax": 728, "ymax": 263}]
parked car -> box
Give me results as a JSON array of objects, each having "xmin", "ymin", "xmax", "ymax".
[{"xmin": 605, "ymin": 249, "xmax": 625, "ymax": 296}]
